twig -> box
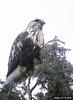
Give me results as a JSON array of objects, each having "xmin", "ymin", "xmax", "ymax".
[{"xmin": 30, "ymin": 81, "xmax": 38, "ymax": 92}]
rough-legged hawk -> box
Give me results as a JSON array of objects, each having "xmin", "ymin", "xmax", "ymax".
[{"xmin": 2, "ymin": 19, "xmax": 45, "ymax": 93}]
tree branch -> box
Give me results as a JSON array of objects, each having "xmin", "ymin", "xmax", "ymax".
[
  {"xmin": 30, "ymin": 81, "xmax": 38, "ymax": 92},
  {"xmin": 27, "ymin": 76, "xmax": 32, "ymax": 100}
]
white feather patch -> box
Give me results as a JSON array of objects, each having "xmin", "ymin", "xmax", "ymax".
[
  {"xmin": 5, "ymin": 66, "xmax": 27, "ymax": 85},
  {"xmin": 17, "ymin": 41, "xmax": 22, "ymax": 48}
]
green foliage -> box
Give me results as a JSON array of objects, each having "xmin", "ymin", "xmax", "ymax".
[
  {"xmin": 0, "ymin": 89, "xmax": 26, "ymax": 100},
  {"xmin": 35, "ymin": 36, "xmax": 73, "ymax": 100},
  {"xmin": 0, "ymin": 80, "xmax": 26, "ymax": 100},
  {"xmin": 35, "ymin": 92, "xmax": 47, "ymax": 100}
]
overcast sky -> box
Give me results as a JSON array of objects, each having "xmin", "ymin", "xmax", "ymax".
[{"xmin": 0, "ymin": 0, "xmax": 73, "ymax": 80}]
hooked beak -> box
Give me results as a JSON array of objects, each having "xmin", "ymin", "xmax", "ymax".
[{"xmin": 41, "ymin": 20, "xmax": 45, "ymax": 25}]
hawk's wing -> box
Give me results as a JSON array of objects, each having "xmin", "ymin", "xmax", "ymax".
[{"xmin": 7, "ymin": 31, "xmax": 29, "ymax": 77}]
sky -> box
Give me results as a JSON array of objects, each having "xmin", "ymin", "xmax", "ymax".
[{"xmin": 0, "ymin": 0, "xmax": 73, "ymax": 80}]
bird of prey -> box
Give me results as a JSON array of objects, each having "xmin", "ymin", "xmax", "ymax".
[{"xmin": 2, "ymin": 19, "xmax": 45, "ymax": 93}]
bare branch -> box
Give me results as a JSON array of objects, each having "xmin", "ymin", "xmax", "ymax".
[
  {"xmin": 30, "ymin": 81, "xmax": 38, "ymax": 92},
  {"xmin": 27, "ymin": 76, "xmax": 32, "ymax": 100}
]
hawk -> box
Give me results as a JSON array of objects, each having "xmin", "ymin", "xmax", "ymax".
[{"xmin": 2, "ymin": 19, "xmax": 45, "ymax": 93}]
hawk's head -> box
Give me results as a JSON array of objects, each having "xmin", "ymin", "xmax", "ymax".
[
  {"xmin": 26, "ymin": 19, "xmax": 45, "ymax": 31},
  {"xmin": 26, "ymin": 19, "xmax": 45, "ymax": 47}
]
